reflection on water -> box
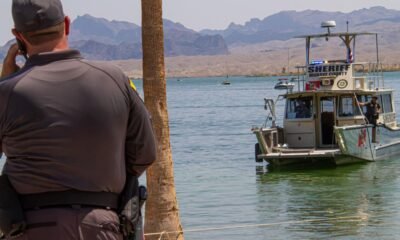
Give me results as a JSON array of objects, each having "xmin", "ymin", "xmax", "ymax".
[{"xmin": 255, "ymin": 160, "xmax": 400, "ymax": 239}]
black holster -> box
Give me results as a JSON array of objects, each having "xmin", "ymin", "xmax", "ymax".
[
  {"xmin": 0, "ymin": 175, "xmax": 26, "ymax": 239},
  {"xmin": 118, "ymin": 175, "xmax": 146, "ymax": 240}
]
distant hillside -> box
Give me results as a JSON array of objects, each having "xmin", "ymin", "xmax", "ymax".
[
  {"xmin": 70, "ymin": 15, "xmax": 141, "ymax": 45},
  {"xmin": 3, "ymin": 7, "xmax": 400, "ymax": 68},
  {"xmin": 0, "ymin": 14, "xmax": 229, "ymax": 61},
  {"xmin": 201, "ymin": 6, "xmax": 400, "ymax": 45},
  {"xmin": 69, "ymin": 14, "xmax": 228, "ymax": 60}
]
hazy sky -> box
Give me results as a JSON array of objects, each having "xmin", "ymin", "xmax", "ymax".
[{"xmin": 1, "ymin": 0, "xmax": 400, "ymax": 45}]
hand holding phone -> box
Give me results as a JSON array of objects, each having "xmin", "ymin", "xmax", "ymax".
[
  {"xmin": 1, "ymin": 43, "xmax": 21, "ymax": 78},
  {"xmin": 16, "ymin": 39, "xmax": 27, "ymax": 60}
]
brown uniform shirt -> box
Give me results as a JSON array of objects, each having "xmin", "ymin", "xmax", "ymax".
[{"xmin": 0, "ymin": 50, "xmax": 156, "ymax": 194}]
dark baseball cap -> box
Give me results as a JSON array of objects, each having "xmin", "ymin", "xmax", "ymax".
[{"xmin": 12, "ymin": 0, "xmax": 65, "ymax": 32}]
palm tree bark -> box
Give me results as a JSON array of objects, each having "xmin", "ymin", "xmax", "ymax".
[{"xmin": 141, "ymin": 0, "xmax": 184, "ymax": 239}]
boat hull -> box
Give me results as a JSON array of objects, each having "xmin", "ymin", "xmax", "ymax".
[
  {"xmin": 335, "ymin": 124, "xmax": 400, "ymax": 161},
  {"xmin": 253, "ymin": 124, "xmax": 400, "ymax": 166},
  {"xmin": 252, "ymin": 127, "xmax": 365, "ymax": 166},
  {"xmin": 259, "ymin": 149, "xmax": 364, "ymax": 166}
]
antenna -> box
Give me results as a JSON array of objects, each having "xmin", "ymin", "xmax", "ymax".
[{"xmin": 321, "ymin": 21, "xmax": 336, "ymax": 41}]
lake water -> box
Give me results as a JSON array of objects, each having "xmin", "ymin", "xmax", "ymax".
[{"xmin": 2, "ymin": 73, "xmax": 400, "ymax": 239}]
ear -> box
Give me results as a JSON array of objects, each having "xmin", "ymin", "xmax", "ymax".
[
  {"xmin": 64, "ymin": 16, "xmax": 71, "ymax": 36},
  {"xmin": 12, "ymin": 29, "xmax": 22, "ymax": 40},
  {"xmin": 12, "ymin": 29, "xmax": 28, "ymax": 44}
]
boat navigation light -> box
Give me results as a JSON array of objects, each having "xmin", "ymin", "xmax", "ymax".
[
  {"xmin": 321, "ymin": 21, "xmax": 336, "ymax": 41},
  {"xmin": 311, "ymin": 60, "xmax": 324, "ymax": 65}
]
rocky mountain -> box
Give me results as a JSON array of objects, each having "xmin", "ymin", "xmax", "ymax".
[
  {"xmin": 70, "ymin": 15, "xmax": 142, "ymax": 45},
  {"xmin": 201, "ymin": 6, "xmax": 400, "ymax": 45},
  {"xmin": 70, "ymin": 15, "xmax": 228, "ymax": 60},
  {"xmin": 2, "ymin": 7, "xmax": 400, "ymax": 62},
  {"xmin": 0, "ymin": 40, "xmax": 12, "ymax": 61},
  {"xmin": 0, "ymin": 14, "xmax": 229, "ymax": 61}
]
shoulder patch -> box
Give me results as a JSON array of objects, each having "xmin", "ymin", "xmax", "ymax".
[{"xmin": 129, "ymin": 79, "xmax": 137, "ymax": 91}]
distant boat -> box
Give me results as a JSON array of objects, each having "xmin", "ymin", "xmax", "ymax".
[
  {"xmin": 274, "ymin": 78, "xmax": 294, "ymax": 90},
  {"xmin": 222, "ymin": 75, "xmax": 231, "ymax": 85}
]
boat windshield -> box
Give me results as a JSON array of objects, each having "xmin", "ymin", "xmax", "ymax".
[
  {"xmin": 381, "ymin": 94, "xmax": 393, "ymax": 113},
  {"xmin": 356, "ymin": 94, "xmax": 393, "ymax": 114},
  {"xmin": 338, "ymin": 96, "xmax": 362, "ymax": 117},
  {"xmin": 286, "ymin": 97, "xmax": 313, "ymax": 119}
]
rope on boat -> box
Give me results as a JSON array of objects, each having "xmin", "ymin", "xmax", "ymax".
[{"xmin": 144, "ymin": 215, "xmax": 369, "ymax": 237}]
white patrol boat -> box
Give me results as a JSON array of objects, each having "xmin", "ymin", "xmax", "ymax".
[{"xmin": 252, "ymin": 21, "xmax": 400, "ymax": 166}]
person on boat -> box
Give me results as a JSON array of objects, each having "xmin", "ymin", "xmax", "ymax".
[
  {"xmin": 0, "ymin": 0, "xmax": 156, "ymax": 239},
  {"xmin": 295, "ymin": 100, "xmax": 311, "ymax": 118},
  {"xmin": 359, "ymin": 96, "xmax": 381, "ymax": 142}
]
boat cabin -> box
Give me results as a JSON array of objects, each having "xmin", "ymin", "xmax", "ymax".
[
  {"xmin": 281, "ymin": 29, "xmax": 396, "ymax": 149},
  {"xmin": 284, "ymin": 91, "xmax": 396, "ymax": 149},
  {"xmin": 253, "ymin": 21, "xmax": 400, "ymax": 165}
]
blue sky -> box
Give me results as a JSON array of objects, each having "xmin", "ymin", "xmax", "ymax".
[{"xmin": 1, "ymin": 0, "xmax": 400, "ymax": 45}]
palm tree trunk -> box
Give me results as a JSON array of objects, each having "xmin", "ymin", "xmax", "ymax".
[{"xmin": 141, "ymin": 0, "xmax": 184, "ymax": 239}]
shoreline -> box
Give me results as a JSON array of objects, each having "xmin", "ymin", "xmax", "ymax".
[
  {"xmin": 128, "ymin": 67, "xmax": 400, "ymax": 80},
  {"xmin": 2, "ymin": 64, "xmax": 400, "ymax": 81}
]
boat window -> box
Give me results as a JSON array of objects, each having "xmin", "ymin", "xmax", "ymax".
[
  {"xmin": 286, "ymin": 97, "xmax": 313, "ymax": 119},
  {"xmin": 338, "ymin": 96, "xmax": 361, "ymax": 117},
  {"xmin": 356, "ymin": 94, "xmax": 386, "ymax": 114},
  {"xmin": 356, "ymin": 95, "xmax": 372, "ymax": 115},
  {"xmin": 382, "ymin": 94, "xmax": 393, "ymax": 113}
]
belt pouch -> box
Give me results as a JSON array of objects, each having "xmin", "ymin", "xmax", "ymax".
[
  {"xmin": 0, "ymin": 175, "xmax": 25, "ymax": 238},
  {"xmin": 118, "ymin": 175, "xmax": 140, "ymax": 238}
]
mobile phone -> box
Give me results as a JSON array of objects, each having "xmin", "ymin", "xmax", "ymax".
[{"xmin": 16, "ymin": 39, "xmax": 27, "ymax": 60}]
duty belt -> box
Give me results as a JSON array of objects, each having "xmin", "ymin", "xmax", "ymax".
[{"xmin": 20, "ymin": 190, "xmax": 119, "ymax": 210}]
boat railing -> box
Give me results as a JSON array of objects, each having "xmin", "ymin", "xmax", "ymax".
[
  {"xmin": 259, "ymin": 95, "xmax": 286, "ymax": 128},
  {"xmin": 352, "ymin": 62, "xmax": 384, "ymax": 90},
  {"xmin": 352, "ymin": 63, "xmax": 367, "ymax": 90},
  {"xmin": 294, "ymin": 65, "xmax": 307, "ymax": 92},
  {"xmin": 263, "ymin": 98, "xmax": 276, "ymax": 128},
  {"xmin": 367, "ymin": 62, "xmax": 384, "ymax": 89}
]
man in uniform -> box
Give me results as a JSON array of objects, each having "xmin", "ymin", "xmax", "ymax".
[
  {"xmin": 295, "ymin": 100, "xmax": 311, "ymax": 119},
  {"xmin": 359, "ymin": 96, "xmax": 381, "ymax": 142},
  {"xmin": 0, "ymin": 0, "xmax": 156, "ymax": 239}
]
